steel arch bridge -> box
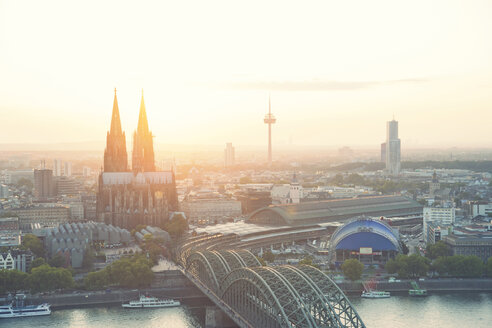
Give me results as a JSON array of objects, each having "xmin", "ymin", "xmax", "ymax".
[{"xmin": 184, "ymin": 248, "xmax": 365, "ymax": 328}]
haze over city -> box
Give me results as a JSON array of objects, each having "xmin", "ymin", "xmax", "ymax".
[
  {"xmin": 3, "ymin": 1, "xmax": 492, "ymax": 328},
  {"xmin": 1, "ymin": 0, "xmax": 492, "ymax": 149}
]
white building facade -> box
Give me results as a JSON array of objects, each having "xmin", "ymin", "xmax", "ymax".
[{"xmin": 423, "ymin": 206, "xmax": 455, "ymax": 242}]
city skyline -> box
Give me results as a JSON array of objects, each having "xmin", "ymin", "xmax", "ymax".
[{"xmin": 1, "ymin": 1, "xmax": 492, "ymax": 148}]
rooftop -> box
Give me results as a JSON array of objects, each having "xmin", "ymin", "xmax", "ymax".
[{"xmin": 247, "ymin": 195, "xmax": 423, "ymax": 226}]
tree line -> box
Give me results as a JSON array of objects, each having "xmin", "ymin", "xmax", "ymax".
[
  {"xmin": 84, "ymin": 254, "xmax": 154, "ymax": 290},
  {"xmin": 0, "ymin": 264, "xmax": 74, "ymax": 294}
]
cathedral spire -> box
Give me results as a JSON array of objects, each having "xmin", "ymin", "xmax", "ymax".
[
  {"xmin": 104, "ymin": 88, "xmax": 128, "ymax": 172},
  {"xmin": 110, "ymin": 88, "xmax": 123, "ymax": 135},
  {"xmin": 132, "ymin": 89, "xmax": 155, "ymax": 172},
  {"xmin": 137, "ymin": 89, "xmax": 149, "ymax": 134}
]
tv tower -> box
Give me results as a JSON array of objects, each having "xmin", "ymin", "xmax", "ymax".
[{"xmin": 264, "ymin": 95, "xmax": 276, "ymax": 164}]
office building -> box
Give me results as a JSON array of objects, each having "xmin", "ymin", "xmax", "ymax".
[
  {"xmin": 385, "ymin": 119, "xmax": 401, "ymax": 175},
  {"xmin": 423, "ymin": 206, "xmax": 455, "ymax": 242},
  {"xmin": 34, "ymin": 169, "xmax": 55, "ymax": 200},
  {"xmin": 224, "ymin": 142, "xmax": 235, "ymax": 168},
  {"xmin": 64, "ymin": 162, "xmax": 72, "ymax": 177},
  {"xmin": 53, "ymin": 159, "xmax": 62, "ymax": 176}
]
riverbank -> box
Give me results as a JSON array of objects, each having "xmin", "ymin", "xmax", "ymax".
[
  {"xmin": 338, "ymin": 278, "xmax": 492, "ymax": 295},
  {"xmin": 29, "ymin": 286, "xmax": 209, "ymax": 309}
]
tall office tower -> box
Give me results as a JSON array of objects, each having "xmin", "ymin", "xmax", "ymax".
[
  {"xmin": 263, "ymin": 95, "xmax": 276, "ymax": 164},
  {"xmin": 132, "ymin": 90, "xmax": 155, "ymax": 173},
  {"xmin": 104, "ymin": 89, "xmax": 128, "ymax": 172},
  {"xmin": 64, "ymin": 162, "xmax": 72, "ymax": 177},
  {"xmin": 385, "ymin": 119, "xmax": 401, "ymax": 175},
  {"xmin": 53, "ymin": 159, "xmax": 62, "ymax": 176},
  {"xmin": 380, "ymin": 143, "xmax": 386, "ymax": 163},
  {"xmin": 34, "ymin": 169, "xmax": 55, "ymax": 200},
  {"xmin": 224, "ymin": 142, "xmax": 235, "ymax": 168}
]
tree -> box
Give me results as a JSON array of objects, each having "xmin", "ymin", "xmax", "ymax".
[
  {"xmin": 401, "ymin": 242, "xmax": 409, "ymax": 255},
  {"xmin": 331, "ymin": 174, "xmax": 344, "ymax": 186},
  {"xmin": 82, "ymin": 249, "xmax": 96, "ymax": 270},
  {"xmin": 164, "ymin": 214, "xmax": 189, "ymax": 238},
  {"xmin": 256, "ymin": 256, "xmax": 266, "ymax": 266},
  {"xmin": 48, "ymin": 254, "xmax": 66, "ymax": 268},
  {"xmin": 104, "ymin": 255, "xmax": 154, "ymax": 288},
  {"xmin": 28, "ymin": 264, "xmax": 74, "ymax": 293},
  {"xmin": 486, "ymin": 257, "xmax": 492, "ymax": 277},
  {"xmin": 135, "ymin": 224, "xmax": 147, "ymax": 233},
  {"xmin": 385, "ymin": 259, "xmax": 399, "ymax": 275},
  {"xmin": 426, "ymin": 241, "xmax": 452, "ymax": 259},
  {"xmin": 239, "ymin": 176, "xmax": 252, "ymax": 184},
  {"xmin": 0, "ymin": 269, "xmax": 28, "ymax": 294},
  {"xmin": 341, "ymin": 259, "xmax": 364, "ymax": 281},
  {"xmin": 406, "ymin": 254, "xmax": 430, "ymax": 278},
  {"xmin": 30, "ymin": 257, "xmax": 46, "ymax": 271},
  {"xmin": 21, "ymin": 234, "xmax": 45, "ymax": 258},
  {"xmin": 16, "ymin": 178, "xmax": 33, "ymax": 190},
  {"xmin": 84, "ymin": 270, "xmax": 109, "ymax": 290},
  {"xmin": 385, "ymin": 254, "xmax": 429, "ymax": 278},
  {"xmin": 432, "ymin": 255, "xmax": 483, "ymax": 278},
  {"xmin": 262, "ymin": 250, "xmax": 275, "ymax": 263}
]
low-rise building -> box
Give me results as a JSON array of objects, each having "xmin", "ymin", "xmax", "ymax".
[
  {"xmin": 470, "ymin": 202, "xmax": 492, "ymax": 218},
  {"xmin": 443, "ymin": 233, "xmax": 492, "ymax": 262},
  {"xmin": 426, "ymin": 222, "xmax": 450, "ymax": 245},
  {"xmin": 0, "ymin": 250, "xmax": 33, "ymax": 272},
  {"xmin": 12, "ymin": 204, "xmax": 70, "ymax": 228},
  {"xmin": 181, "ymin": 192, "xmax": 242, "ymax": 224}
]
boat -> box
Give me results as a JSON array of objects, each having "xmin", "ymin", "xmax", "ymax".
[
  {"xmin": 409, "ymin": 289, "xmax": 427, "ymax": 296},
  {"xmin": 409, "ymin": 281, "xmax": 427, "ymax": 296},
  {"xmin": 122, "ymin": 295, "xmax": 180, "ymax": 308},
  {"xmin": 361, "ymin": 290, "xmax": 391, "ymax": 298},
  {"xmin": 0, "ymin": 294, "xmax": 51, "ymax": 319}
]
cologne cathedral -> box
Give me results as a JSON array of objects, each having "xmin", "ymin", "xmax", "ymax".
[{"xmin": 96, "ymin": 89, "xmax": 178, "ymax": 229}]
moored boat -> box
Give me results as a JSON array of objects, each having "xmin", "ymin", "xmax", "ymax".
[
  {"xmin": 0, "ymin": 294, "xmax": 51, "ymax": 319},
  {"xmin": 122, "ymin": 295, "xmax": 180, "ymax": 308},
  {"xmin": 361, "ymin": 290, "xmax": 391, "ymax": 298}
]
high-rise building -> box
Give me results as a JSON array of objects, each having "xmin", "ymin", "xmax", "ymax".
[
  {"xmin": 34, "ymin": 169, "xmax": 55, "ymax": 200},
  {"xmin": 385, "ymin": 119, "xmax": 401, "ymax": 175},
  {"xmin": 224, "ymin": 142, "xmax": 235, "ymax": 168},
  {"xmin": 64, "ymin": 162, "xmax": 72, "ymax": 177},
  {"xmin": 53, "ymin": 159, "xmax": 62, "ymax": 176},
  {"xmin": 104, "ymin": 89, "xmax": 128, "ymax": 172},
  {"xmin": 132, "ymin": 90, "xmax": 155, "ymax": 173},
  {"xmin": 263, "ymin": 95, "xmax": 276, "ymax": 164},
  {"xmin": 380, "ymin": 143, "xmax": 386, "ymax": 163},
  {"xmin": 97, "ymin": 90, "xmax": 178, "ymax": 229}
]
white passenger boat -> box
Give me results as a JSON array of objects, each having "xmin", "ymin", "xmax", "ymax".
[
  {"xmin": 122, "ymin": 295, "xmax": 180, "ymax": 308},
  {"xmin": 361, "ymin": 290, "xmax": 391, "ymax": 299},
  {"xmin": 0, "ymin": 294, "xmax": 51, "ymax": 318}
]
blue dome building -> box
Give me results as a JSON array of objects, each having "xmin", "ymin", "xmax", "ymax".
[{"xmin": 330, "ymin": 218, "xmax": 402, "ymax": 266}]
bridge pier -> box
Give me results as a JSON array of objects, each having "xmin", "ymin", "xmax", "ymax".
[{"xmin": 205, "ymin": 306, "xmax": 237, "ymax": 328}]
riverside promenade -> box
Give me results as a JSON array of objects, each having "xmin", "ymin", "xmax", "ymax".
[
  {"xmin": 17, "ymin": 270, "xmax": 208, "ymax": 310},
  {"xmin": 338, "ymin": 278, "xmax": 492, "ymax": 294}
]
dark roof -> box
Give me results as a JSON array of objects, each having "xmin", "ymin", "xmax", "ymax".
[{"xmin": 246, "ymin": 195, "xmax": 422, "ymax": 226}]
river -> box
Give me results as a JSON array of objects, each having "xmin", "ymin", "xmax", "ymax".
[{"xmin": 4, "ymin": 293, "xmax": 492, "ymax": 327}]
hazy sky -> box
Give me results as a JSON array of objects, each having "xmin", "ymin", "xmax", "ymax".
[{"xmin": 1, "ymin": 0, "xmax": 492, "ymax": 149}]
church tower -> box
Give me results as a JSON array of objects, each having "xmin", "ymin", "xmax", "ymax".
[
  {"xmin": 132, "ymin": 90, "xmax": 156, "ymax": 172},
  {"xmin": 104, "ymin": 89, "xmax": 128, "ymax": 172}
]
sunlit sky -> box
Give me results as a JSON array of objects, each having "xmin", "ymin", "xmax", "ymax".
[{"xmin": 1, "ymin": 0, "xmax": 492, "ymax": 149}]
